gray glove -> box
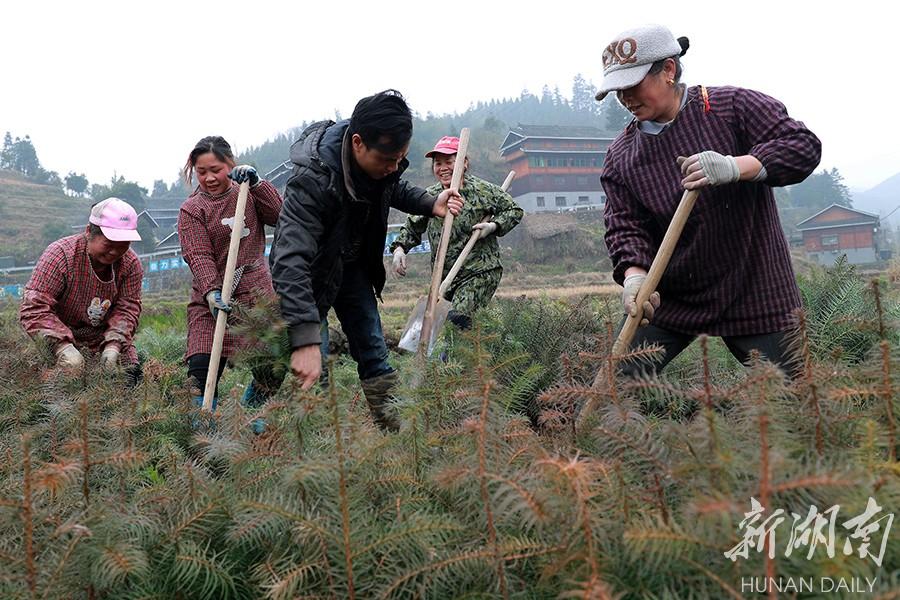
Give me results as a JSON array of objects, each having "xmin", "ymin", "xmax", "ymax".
[
  {"xmin": 206, "ymin": 290, "xmax": 232, "ymax": 319},
  {"xmin": 228, "ymin": 164, "xmax": 260, "ymax": 187},
  {"xmin": 622, "ymin": 273, "xmax": 661, "ymax": 326},
  {"xmin": 679, "ymin": 151, "xmax": 740, "ymax": 189}
]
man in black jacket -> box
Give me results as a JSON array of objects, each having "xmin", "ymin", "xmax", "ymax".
[{"xmin": 269, "ymin": 90, "xmax": 462, "ymax": 431}]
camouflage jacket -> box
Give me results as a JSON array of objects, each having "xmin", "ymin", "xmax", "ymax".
[{"xmin": 390, "ymin": 174, "xmax": 523, "ymax": 282}]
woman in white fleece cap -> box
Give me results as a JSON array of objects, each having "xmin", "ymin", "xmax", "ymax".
[{"xmin": 598, "ymin": 24, "xmax": 822, "ymax": 378}]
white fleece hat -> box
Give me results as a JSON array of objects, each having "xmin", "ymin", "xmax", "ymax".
[{"xmin": 596, "ymin": 24, "xmax": 685, "ymax": 100}]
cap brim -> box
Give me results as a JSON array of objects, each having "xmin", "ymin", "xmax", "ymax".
[
  {"xmin": 595, "ymin": 63, "xmax": 653, "ymax": 100},
  {"xmin": 101, "ymin": 226, "xmax": 141, "ymax": 242},
  {"xmin": 425, "ymin": 150, "xmax": 457, "ymax": 158}
]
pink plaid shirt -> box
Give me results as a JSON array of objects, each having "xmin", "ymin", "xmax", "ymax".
[
  {"xmin": 178, "ymin": 180, "xmax": 282, "ymax": 358},
  {"xmin": 19, "ymin": 234, "xmax": 143, "ymax": 363}
]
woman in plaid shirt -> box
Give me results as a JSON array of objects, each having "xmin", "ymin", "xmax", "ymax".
[
  {"xmin": 178, "ymin": 136, "xmax": 284, "ymax": 416},
  {"xmin": 596, "ymin": 25, "xmax": 822, "ymax": 376},
  {"xmin": 20, "ymin": 198, "xmax": 143, "ymax": 383}
]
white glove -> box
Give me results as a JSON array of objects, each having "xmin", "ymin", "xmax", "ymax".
[
  {"xmin": 56, "ymin": 343, "xmax": 85, "ymax": 372},
  {"xmin": 392, "ymin": 247, "xmax": 407, "ymax": 277},
  {"xmin": 472, "ymin": 221, "xmax": 498, "ymax": 237},
  {"xmin": 100, "ymin": 343, "xmax": 121, "ymax": 372},
  {"xmin": 622, "ymin": 273, "xmax": 661, "ymax": 326},
  {"xmin": 679, "ymin": 151, "xmax": 740, "ymax": 189}
]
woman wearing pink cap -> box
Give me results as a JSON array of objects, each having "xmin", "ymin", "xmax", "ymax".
[{"xmin": 20, "ymin": 198, "xmax": 144, "ymax": 381}]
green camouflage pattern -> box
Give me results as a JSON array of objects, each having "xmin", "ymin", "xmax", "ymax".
[
  {"xmin": 390, "ymin": 174, "xmax": 523, "ymax": 291},
  {"xmin": 445, "ymin": 267, "xmax": 503, "ymax": 315}
]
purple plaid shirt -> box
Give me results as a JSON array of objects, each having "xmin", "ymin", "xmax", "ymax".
[{"xmin": 602, "ymin": 85, "xmax": 822, "ymax": 336}]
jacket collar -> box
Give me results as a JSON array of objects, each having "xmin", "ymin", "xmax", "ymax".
[
  {"xmin": 341, "ymin": 128, "xmax": 362, "ymax": 203},
  {"xmin": 340, "ymin": 129, "xmax": 411, "ymax": 204}
]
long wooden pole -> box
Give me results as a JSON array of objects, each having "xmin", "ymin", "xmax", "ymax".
[
  {"xmin": 202, "ymin": 180, "xmax": 250, "ymax": 412},
  {"xmin": 607, "ymin": 189, "xmax": 700, "ymax": 361},
  {"xmin": 418, "ymin": 128, "xmax": 470, "ymax": 356}
]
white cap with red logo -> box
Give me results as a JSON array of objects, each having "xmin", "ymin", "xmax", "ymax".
[{"xmin": 595, "ymin": 24, "xmax": 686, "ymax": 101}]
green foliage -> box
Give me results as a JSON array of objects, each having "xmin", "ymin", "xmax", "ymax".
[
  {"xmin": 91, "ymin": 175, "xmax": 149, "ymax": 212},
  {"xmin": 236, "ymin": 75, "xmax": 629, "ymax": 190},
  {"xmin": 41, "ymin": 221, "xmax": 73, "ymax": 246},
  {"xmin": 788, "ymin": 167, "xmax": 853, "ymax": 211},
  {"xmin": 474, "ymin": 296, "xmax": 612, "ymax": 422},
  {"xmin": 0, "ymin": 263, "xmax": 898, "ymax": 598},
  {"xmin": 797, "ymin": 256, "xmax": 894, "ymax": 362},
  {"xmin": 150, "ymin": 179, "xmax": 169, "ymax": 198},
  {"xmin": 1, "ymin": 131, "xmax": 61, "ymax": 188},
  {"xmin": 65, "ymin": 172, "xmax": 90, "ymax": 196}
]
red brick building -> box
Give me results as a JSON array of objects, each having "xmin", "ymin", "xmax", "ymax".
[
  {"xmin": 499, "ymin": 125, "xmax": 613, "ymax": 213},
  {"xmin": 795, "ymin": 204, "xmax": 882, "ymax": 265}
]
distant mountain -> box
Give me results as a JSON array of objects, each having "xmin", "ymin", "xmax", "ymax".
[{"xmin": 853, "ymin": 172, "xmax": 900, "ymax": 223}]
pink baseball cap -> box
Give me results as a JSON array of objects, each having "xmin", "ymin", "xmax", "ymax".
[
  {"xmin": 89, "ymin": 198, "xmax": 141, "ymax": 242},
  {"xmin": 425, "ymin": 136, "xmax": 460, "ymax": 158}
]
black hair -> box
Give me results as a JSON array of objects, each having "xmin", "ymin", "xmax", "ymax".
[
  {"xmin": 183, "ymin": 136, "xmax": 235, "ymax": 185},
  {"xmin": 648, "ymin": 36, "xmax": 690, "ymax": 82},
  {"xmin": 347, "ymin": 89, "xmax": 413, "ymax": 154},
  {"xmin": 87, "ymin": 223, "xmax": 103, "ymax": 238}
]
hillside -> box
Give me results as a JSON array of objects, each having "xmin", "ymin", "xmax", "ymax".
[
  {"xmin": 237, "ymin": 91, "xmax": 629, "ymax": 189},
  {"xmin": 0, "ymin": 169, "xmax": 94, "ymax": 265},
  {"xmin": 853, "ymin": 171, "xmax": 900, "ymax": 224}
]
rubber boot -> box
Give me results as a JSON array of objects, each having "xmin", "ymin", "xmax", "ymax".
[
  {"xmin": 241, "ymin": 380, "xmax": 267, "ymax": 435},
  {"xmin": 191, "ymin": 395, "xmax": 218, "ymax": 430},
  {"xmin": 359, "ymin": 371, "xmax": 402, "ymax": 433}
]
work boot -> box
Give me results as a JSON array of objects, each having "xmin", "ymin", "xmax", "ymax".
[
  {"xmin": 241, "ymin": 380, "xmax": 268, "ymax": 435},
  {"xmin": 360, "ymin": 371, "xmax": 402, "ymax": 433}
]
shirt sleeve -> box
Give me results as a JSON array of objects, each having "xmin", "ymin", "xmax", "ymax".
[
  {"xmin": 251, "ymin": 180, "xmax": 284, "ymax": 226},
  {"xmin": 390, "ymin": 180, "xmax": 437, "ymax": 216},
  {"xmin": 602, "ymin": 162, "xmax": 656, "ymax": 285},
  {"xmin": 19, "ymin": 244, "xmax": 75, "ymax": 348},
  {"xmin": 178, "ymin": 207, "xmax": 222, "ymax": 297},
  {"xmin": 269, "ymin": 172, "xmax": 328, "ymax": 349},
  {"xmin": 486, "ymin": 184, "xmax": 524, "ymax": 237},
  {"xmin": 733, "ymin": 88, "xmax": 822, "ymax": 187},
  {"xmin": 390, "ymin": 215, "xmax": 430, "ymax": 253},
  {"xmin": 103, "ymin": 256, "xmax": 143, "ymax": 348}
]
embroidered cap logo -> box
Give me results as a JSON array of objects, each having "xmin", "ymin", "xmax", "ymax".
[{"xmin": 603, "ymin": 38, "xmax": 638, "ymax": 69}]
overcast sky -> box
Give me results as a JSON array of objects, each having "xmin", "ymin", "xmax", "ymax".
[{"xmin": 2, "ymin": 1, "xmax": 895, "ymax": 192}]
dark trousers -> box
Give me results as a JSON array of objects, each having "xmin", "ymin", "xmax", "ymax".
[
  {"xmin": 322, "ymin": 261, "xmax": 393, "ymax": 381},
  {"xmin": 187, "ymin": 353, "xmax": 285, "ymax": 398},
  {"xmin": 619, "ymin": 321, "xmax": 800, "ymax": 379}
]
